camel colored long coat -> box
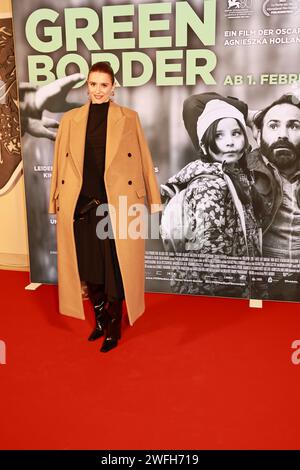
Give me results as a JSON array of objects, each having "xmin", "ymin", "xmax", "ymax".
[{"xmin": 49, "ymin": 101, "xmax": 161, "ymax": 325}]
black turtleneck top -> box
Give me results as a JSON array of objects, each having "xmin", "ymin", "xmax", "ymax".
[{"xmin": 80, "ymin": 101, "xmax": 109, "ymax": 201}]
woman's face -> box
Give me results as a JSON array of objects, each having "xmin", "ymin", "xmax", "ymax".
[
  {"xmin": 209, "ymin": 118, "xmax": 245, "ymax": 163},
  {"xmin": 87, "ymin": 71, "xmax": 114, "ymax": 104}
]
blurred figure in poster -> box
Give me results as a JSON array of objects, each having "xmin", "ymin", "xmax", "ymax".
[
  {"xmin": 161, "ymin": 97, "xmax": 261, "ymax": 256},
  {"xmin": 160, "ymin": 95, "xmax": 262, "ymax": 296},
  {"xmin": 249, "ymin": 94, "xmax": 300, "ymax": 259},
  {"xmin": 247, "ymin": 93, "xmax": 300, "ymax": 300},
  {"xmin": 19, "ymin": 73, "xmax": 84, "ymax": 140}
]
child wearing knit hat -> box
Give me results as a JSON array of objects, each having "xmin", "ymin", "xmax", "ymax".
[{"xmin": 160, "ymin": 95, "xmax": 262, "ymax": 295}]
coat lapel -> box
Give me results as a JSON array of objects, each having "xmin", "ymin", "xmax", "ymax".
[
  {"xmin": 69, "ymin": 102, "xmax": 90, "ymax": 177},
  {"xmin": 105, "ymin": 101, "xmax": 126, "ymax": 174},
  {"xmin": 69, "ymin": 101, "xmax": 125, "ymax": 178}
]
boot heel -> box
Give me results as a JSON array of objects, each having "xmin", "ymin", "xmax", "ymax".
[
  {"xmin": 100, "ymin": 300, "xmax": 122, "ymax": 352},
  {"xmin": 88, "ymin": 300, "xmax": 107, "ymax": 341}
]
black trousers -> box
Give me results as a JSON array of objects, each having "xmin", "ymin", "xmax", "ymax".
[{"xmin": 74, "ymin": 196, "xmax": 124, "ymax": 303}]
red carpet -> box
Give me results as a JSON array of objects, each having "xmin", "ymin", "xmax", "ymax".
[{"xmin": 0, "ymin": 270, "xmax": 299, "ymax": 450}]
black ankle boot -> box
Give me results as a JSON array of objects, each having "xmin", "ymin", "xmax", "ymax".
[
  {"xmin": 88, "ymin": 299, "xmax": 108, "ymax": 341},
  {"xmin": 100, "ymin": 300, "xmax": 122, "ymax": 352}
]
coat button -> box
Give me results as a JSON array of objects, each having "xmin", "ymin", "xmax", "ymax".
[
  {"xmin": 128, "ymin": 180, "xmax": 132, "ymax": 185},
  {"xmin": 66, "ymin": 152, "xmax": 68, "ymax": 157},
  {"xmin": 128, "ymin": 153, "xmax": 132, "ymax": 157},
  {"xmin": 57, "ymin": 207, "xmax": 60, "ymax": 212},
  {"xmin": 62, "ymin": 180, "xmax": 65, "ymax": 184}
]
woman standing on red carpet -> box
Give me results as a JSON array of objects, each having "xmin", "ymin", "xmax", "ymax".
[{"xmin": 49, "ymin": 62, "xmax": 161, "ymax": 352}]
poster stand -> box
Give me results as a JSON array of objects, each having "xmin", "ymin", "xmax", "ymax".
[
  {"xmin": 25, "ymin": 283, "xmax": 42, "ymax": 291},
  {"xmin": 249, "ymin": 299, "xmax": 263, "ymax": 309}
]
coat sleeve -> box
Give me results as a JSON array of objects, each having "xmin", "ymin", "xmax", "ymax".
[
  {"xmin": 48, "ymin": 118, "xmax": 63, "ymax": 214},
  {"xmin": 135, "ymin": 112, "xmax": 162, "ymax": 214}
]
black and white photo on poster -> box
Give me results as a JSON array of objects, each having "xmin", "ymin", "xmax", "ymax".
[
  {"xmin": 146, "ymin": 1, "xmax": 300, "ymax": 302},
  {"xmin": 11, "ymin": 0, "xmax": 300, "ymax": 301}
]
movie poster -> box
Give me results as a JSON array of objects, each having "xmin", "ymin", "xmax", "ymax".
[{"xmin": 12, "ymin": 0, "xmax": 300, "ymax": 301}]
